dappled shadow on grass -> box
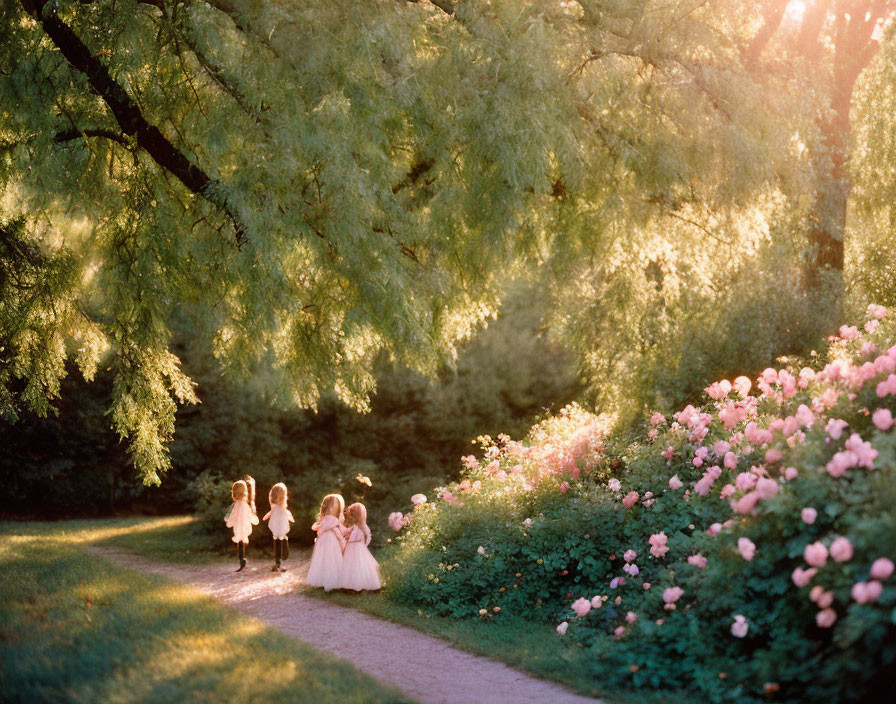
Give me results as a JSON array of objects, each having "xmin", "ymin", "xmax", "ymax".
[
  {"xmin": 309, "ymin": 588, "xmax": 689, "ymax": 704},
  {"xmin": 0, "ymin": 521, "xmax": 412, "ymax": 704}
]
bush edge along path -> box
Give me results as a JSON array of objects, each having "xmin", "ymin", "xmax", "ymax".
[{"xmin": 90, "ymin": 546, "xmax": 602, "ymax": 704}]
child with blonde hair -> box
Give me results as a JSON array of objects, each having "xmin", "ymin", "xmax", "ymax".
[
  {"xmin": 225, "ymin": 480, "xmax": 259, "ymax": 572},
  {"xmin": 263, "ymin": 482, "xmax": 294, "ymax": 572},
  {"xmin": 338, "ymin": 502, "xmax": 381, "ymax": 591},
  {"xmin": 305, "ymin": 493, "xmax": 345, "ymax": 591}
]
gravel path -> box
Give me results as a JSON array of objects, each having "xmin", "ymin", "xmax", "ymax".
[{"xmin": 89, "ymin": 546, "xmax": 604, "ymax": 704}]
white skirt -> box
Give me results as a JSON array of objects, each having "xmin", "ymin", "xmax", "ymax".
[
  {"xmin": 338, "ymin": 541, "xmax": 381, "ymax": 591},
  {"xmin": 305, "ymin": 530, "xmax": 344, "ymax": 591}
]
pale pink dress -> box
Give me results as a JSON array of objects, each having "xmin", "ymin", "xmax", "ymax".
[
  {"xmin": 225, "ymin": 500, "xmax": 258, "ymax": 544},
  {"xmin": 306, "ymin": 515, "xmax": 345, "ymax": 591},
  {"xmin": 338, "ymin": 525, "xmax": 381, "ymax": 591}
]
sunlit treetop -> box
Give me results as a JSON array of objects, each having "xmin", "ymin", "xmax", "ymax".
[{"xmin": 1, "ymin": 0, "xmax": 893, "ymax": 481}]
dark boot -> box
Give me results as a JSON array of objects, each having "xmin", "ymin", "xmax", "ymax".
[
  {"xmin": 282, "ymin": 538, "xmax": 289, "ymax": 561},
  {"xmin": 237, "ymin": 542, "xmax": 247, "ymax": 572},
  {"xmin": 272, "ymin": 539, "xmax": 281, "ymax": 572}
]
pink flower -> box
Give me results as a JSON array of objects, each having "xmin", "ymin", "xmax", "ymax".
[
  {"xmin": 815, "ymin": 608, "xmax": 837, "ymax": 628},
  {"xmin": 804, "ymin": 541, "xmax": 828, "ymax": 568},
  {"xmin": 557, "ymin": 621, "xmax": 569, "ymax": 635},
  {"xmin": 867, "ymin": 304, "xmax": 888, "ymax": 320},
  {"xmin": 801, "ymin": 507, "xmax": 817, "ymax": 525},
  {"xmin": 707, "ymin": 522, "xmax": 722, "ymax": 536},
  {"xmin": 724, "ymin": 452, "xmax": 738, "ymax": 470},
  {"xmin": 559, "ymin": 481, "xmax": 570, "ymax": 493},
  {"xmin": 649, "ymin": 532, "xmax": 669, "ymax": 559},
  {"xmin": 624, "ymin": 549, "xmax": 637, "ymax": 563},
  {"xmin": 755, "ymin": 477, "xmax": 779, "ymax": 500},
  {"xmin": 688, "ymin": 554, "xmax": 707, "ymax": 569},
  {"xmin": 810, "ymin": 585, "xmax": 824, "ymax": 603},
  {"xmin": 411, "ymin": 494, "xmax": 427, "ymax": 506},
  {"xmin": 614, "ymin": 625, "xmax": 626, "ymax": 637},
  {"xmin": 870, "ymin": 557, "xmax": 894, "ymax": 581},
  {"xmin": 730, "ymin": 615, "xmax": 749, "ymax": 638},
  {"xmin": 784, "ymin": 467, "xmax": 799, "ymax": 480},
  {"xmin": 791, "ymin": 567, "xmax": 818, "ymax": 587},
  {"xmin": 607, "ymin": 478, "xmax": 622, "ymax": 492},
  {"xmin": 765, "ymin": 448, "xmax": 783, "ymax": 464},
  {"xmin": 622, "ymin": 491, "xmax": 639, "ymax": 509},
  {"xmin": 872, "ymin": 408, "xmax": 894, "ymax": 431},
  {"xmin": 388, "ymin": 512, "xmax": 404, "ymax": 531},
  {"xmin": 826, "ymin": 419, "xmax": 849, "ymax": 440},
  {"xmin": 571, "ymin": 597, "xmax": 591, "ymax": 617},
  {"xmin": 626, "ymin": 611, "xmax": 638, "ymax": 624},
  {"xmin": 720, "ymin": 484, "xmax": 736, "ymax": 499},
  {"xmin": 650, "ymin": 412, "xmax": 666, "ymax": 425},
  {"xmin": 829, "ymin": 537, "xmax": 853, "ymax": 563},
  {"xmin": 461, "ymin": 455, "xmax": 479, "ymax": 469},
  {"xmin": 615, "ymin": 595, "xmax": 622, "ymax": 604},
  {"xmin": 441, "ymin": 490, "xmax": 456, "ymax": 503},
  {"xmin": 738, "ymin": 537, "xmax": 756, "ymax": 561},
  {"xmin": 865, "ymin": 580, "xmax": 884, "ymax": 602},
  {"xmin": 692, "ymin": 456, "xmax": 704, "ymax": 468},
  {"xmin": 591, "ymin": 596, "xmax": 603, "ymax": 609},
  {"xmin": 839, "ymin": 325, "xmax": 860, "ymax": 340},
  {"xmin": 736, "ymin": 472, "xmax": 758, "ymax": 491},
  {"xmin": 816, "ymin": 590, "xmax": 834, "ymax": 609},
  {"xmin": 795, "ymin": 404, "xmax": 815, "ymax": 427},
  {"xmin": 733, "ymin": 491, "xmax": 760, "ymax": 515},
  {"xmin": 643, "ymin": 583, "xmax": 651, "ymax": 590},
  {"xmin": 668, "ymin": 475, "xmax": 683, "ymax": 490},
  {"xmin": 623, "ymin": 563, "xmax": 640, "ymax": 576},
  {"xmin": 844, "ymin": 433, "xmax": 878, "ymax": 468},
  {"xmin": 661, "ymin": 446, "xmax": 675, "ymax": 461},
  {"xmin": 734, "ymin": 376, "xmax": 752, "ymax": 398},
  {"xmin": 663, "ymin": 587, "xmax": 684, "ymax": 604}
]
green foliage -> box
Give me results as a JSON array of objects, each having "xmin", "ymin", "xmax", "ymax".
[{"xmin": 384, "ymin": 308, "xmax": 896, "ymax": 703}]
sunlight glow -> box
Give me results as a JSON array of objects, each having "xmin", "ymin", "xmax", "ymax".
[{"xmin": 785, "ymin": 0, "xmax": 806, "ymax": 23}]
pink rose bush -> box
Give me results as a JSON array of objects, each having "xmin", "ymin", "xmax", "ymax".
[{"xmin": 385, "ymin": 309, "xmax": 896, "ymax": 703}]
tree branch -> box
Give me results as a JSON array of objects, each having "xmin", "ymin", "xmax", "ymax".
[
  {"xmin": 53, "ymin": 127, "xmax": 130, "ymax": 147},
  {"xmin": 745, "ymin": 0, "xmax": 790, "ymax": 70},
  {"xmin": 21, "ymin": 0, "xmax": 247, "ymax": 246}
]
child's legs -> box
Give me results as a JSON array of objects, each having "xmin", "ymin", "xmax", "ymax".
[
  {"xmin": 282, "ymin": 537, "xmax": 289, "ymax": 560},
  {"xmin": 238, "ymin": 542, "xmax": 246, "ymax": 559}
]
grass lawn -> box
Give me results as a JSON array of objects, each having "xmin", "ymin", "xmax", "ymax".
[
  {"xmin": 35, "ymin": 515, "xmax": 690, "ymax": 704},
  {"xmin": 0, "ymin": 518, "xmax": 412, "ymax": 704}
]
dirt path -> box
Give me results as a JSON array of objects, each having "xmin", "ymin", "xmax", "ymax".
[{"xmin": 89, "ymin": 546, "xmax": 604, "ymax": 704}]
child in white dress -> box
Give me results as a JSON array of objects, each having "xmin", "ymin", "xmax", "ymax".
[
  {"xmin": 225, "ymin": 480, "xmax": 259, "ymax": 572},
  {"xmin": 263, "ymin": 482, "xmax": 295, "ymax": 572},
  {"xmin": 338, "ymin": 502, "xmax": 381, "ymax": 591},
  {"xmin": 305, "ymin": 493, "xmax": 345, "ymax": 591}
]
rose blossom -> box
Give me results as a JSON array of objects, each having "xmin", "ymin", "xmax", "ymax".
[
  {"xmin": 870, "ymin": 557, "xmax": 895, "ymax": 581},
  {"xmin": 755, "ymin": 477, "xmax": 779, "ymax": 500},
  {"xmin": 650, "ymin": 412, "xmax": 666, "ymax": 425},
  {"xmin": 572, "ymin": 597, "xmax": 591, "ymax": 617},
  {"xmin": 816, "ymin": 590, "xmax": 834, "ymax": 609},
  {"xmin": 624, "ymin": 549, "xmax": 637, "ymax": 563},
  {"xmin": 557, "ymin": 621, "xmax": 569, "ymax": 635},
  {"xmin": 801, "ymin": 507, "xmax": 817, "ymax": 524},
  {"xmin": 829, "ymin": 537, "xmax": 853, "ymax": 563},
  {"xmin": 626, "ymin": 611, "xmax": 638, "ymax": 624},
  {"xmin": 607, "ymin": 478, "xmax": 622, "ymax": 492},
  {"xmin": 688, "ymin": 554, "xmax": 707, "ymax": 569},
  {"xmin": 738, "ymin": 537, "xmax": 756, "ymax": 561},
  {"xmin": 815, "ymin": 609, "xmax": 837, "ymax": 628},
  {"xmin": 388, "ymin": 512, "xmax": 404, "ymax": 531},
  {"xmin": 730, "ymin": 615, "xmax": 749, "ymax": 638},
  {"xmin": 707, "ymin": 522, "xmax": 722, "ymax": 536},
  {"xmin": 668, "ymin": 475, "xmax": 684, "ymax": 490},
  {"xmin": 411, "ymin": 494, "xmax": 427, "ymax": 505},
  {"xmin": 614, "ymin": 625, "xmax": 626, "ymax": 637},
  {"xmin": 784, "ymin": 467, "xmax": 798, "ymax": 480},
  {"xmin": 791, "ymin": 567, "xmax": 818, "ymax": 587},
  {"xmin": 872, "ymin": 408, "xmax": 894, "ymax": 431},
  {"xmin": 804, "ymin": 541, "xmax": 828, "ymax": 568},
  {"xmin": 622, "ymin": 491, "xmax": 639, "ymax": 509},
  {"xmin": 663, "ymin": 587, "xmax": 683, "ymax": 604}
]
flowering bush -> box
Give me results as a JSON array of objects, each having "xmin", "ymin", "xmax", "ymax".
[{"xmin": 383, "ymin": 306, "xmax": 896, "ymax": 703}]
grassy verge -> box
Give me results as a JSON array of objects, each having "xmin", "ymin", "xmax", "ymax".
[{"xmin": 0, "ymin": 519, "xmax": 412, "ymax": 704}]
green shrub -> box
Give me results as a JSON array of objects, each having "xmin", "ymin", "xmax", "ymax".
[{"xmin": 383, "ymin": 306, "xmax": 896, "ymax": 703}]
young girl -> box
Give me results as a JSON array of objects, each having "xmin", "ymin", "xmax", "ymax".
[
  {"xmin": 305, "ymin": 493, "xmax": 345, "ymax": 591},
  {"xmin": 262, "ymin": 482, "xmax": 294, "ymax": 572},
  {"xmin": 338, "ymin": 502, "xmax": 381, "ymax": 591},
  {"xmin": 225, "ymin": 480, "xmax": 259, "ymax": 572}
]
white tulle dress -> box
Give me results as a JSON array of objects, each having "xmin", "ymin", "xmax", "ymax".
[
  {"xmin": 305, "ymin": 515, "xmax": 345, "ymax": 591},
  {"xmin": 263, "ymin": 505, "xmax": 294, "ymax": 540},
  {"xmin": 225, "ymin": 500, "xmax": 258, "ymax": 544},
  {"xmin": 338, "ymin": 525, "xmax": 381, "ymax": 591}
]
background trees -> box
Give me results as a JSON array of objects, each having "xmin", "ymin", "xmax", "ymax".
[{"xmin": 1, "ymin": 1, "xmax": 895, "ymax": 494}]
